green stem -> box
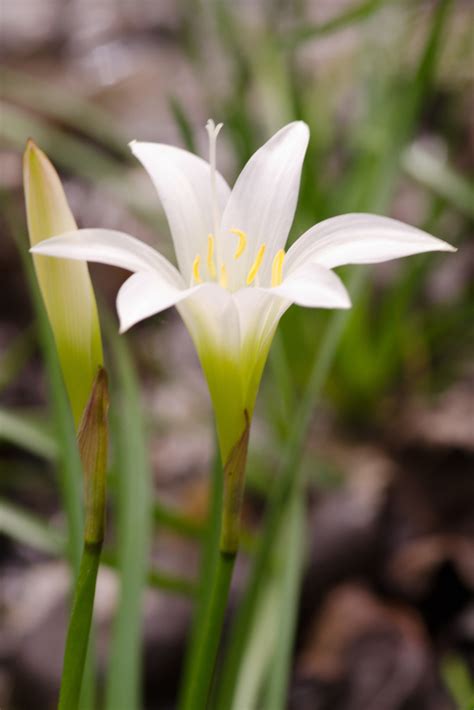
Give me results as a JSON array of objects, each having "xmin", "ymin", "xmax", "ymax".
[
  {"xmin": 180, "ymin": 413, "xmax": 250, "ymax": 710},
  {"xmin": 178, "ymin": 448, "xmax": 223, "ymax": 708},
  {"xmin": 58, "ymin": 542, "xmax": 102, "ymax": 710},
  {"xmin": 181, "ymin": 551, "xmax": 236, "ymax": 710},
  {"xmin": 59, "ymin": 368, "xmax": 108, "ymax": 709}
]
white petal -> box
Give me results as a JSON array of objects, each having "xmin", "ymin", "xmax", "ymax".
[
  {"xmin": 177, "ymin": 283, "xmax": 240, "ymax": 362},
  {"xmin": 130, "ymin": 141, "xmax": 231, "ymax": 280},
  {"xmin": 234, "ymin": 288, "xmax": 287, "ymax": 354},
  {"xmin": 233, "ymin": 287, "xmax": 286, "ymax": 411},
  {"xmin": 31, "ymin": 228, "xmax": 182, "ymax": 285},
  {"xmin": 218, "ymin": 122, "xmax": 309, "ymax": 289},
  {"xmin": 285, "ymin": 213, "xmax": 456, "ymax": 272},
  {"xmin": 117, "ymin": 272, "xmax": 202, "ymax": 332},
  {"xmin": 267, "ymin": 262, "xmax": 351, "ymax": 309}
]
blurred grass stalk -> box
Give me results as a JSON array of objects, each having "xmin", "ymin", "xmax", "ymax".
[
  {"xmin": 104, "ymin": 319, "xmax": 153, "ymax": 710},
  {"xmin": 0, "ymin": 498, "xmax": 196, "ymax": 596},
  {"xmin": 1, "ymin": 102, "xmax": 164, "ymax": 232},
  {"xmin": 442, "ymin": 654, "xmax": 474, "ymax": 709}
]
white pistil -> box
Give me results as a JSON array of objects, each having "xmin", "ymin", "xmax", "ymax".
[{"xmin": 206, "ymin": 119, "xmax": 223, "ymax": 243}]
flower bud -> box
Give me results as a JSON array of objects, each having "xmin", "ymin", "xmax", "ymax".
[{"xmin": 23, "ymin": 140, "xmax": 103, "ymax": 426}]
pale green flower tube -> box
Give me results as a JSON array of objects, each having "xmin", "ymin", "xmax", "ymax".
[{"xmin": 23, "ymin": 140, "xmax": 103, "ymax": 427}]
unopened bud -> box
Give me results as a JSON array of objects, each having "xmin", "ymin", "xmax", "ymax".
[{"xmin": 23, "ymin": 140, "xmax": 103, "ymax": 427}]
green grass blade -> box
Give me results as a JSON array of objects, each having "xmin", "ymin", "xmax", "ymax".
[
  {"xmin": 281, "ymin": 0, "xmax": 390, "ymax": 48},
  {"xmin": 105, "ymin": 325, "xmax": 153, "ymax": 710},
  {"xmin": 0, "ymin": 104, "xmax": 160, "ymax": 231},
  {"xmin": 0, "ymin": 499, "xmax": 195, "ymax": 597},
  {"xmin": 178, "ymin": 445, "xmax": 223, "ymax": 709},
  {"xmin": 262, "ymin": 487, "xmax": 305, "ymax": 710},
  {"xmin": 11, "ymin": 216, "xmax": 84, "ymax": 568},
  {"xmin": 230, "ymin": 486, "xmax": 305, "ymax": 710},
  {"xmin": 169, "ymin": 95, "xmax": 198, "ymax": 153},
  {"xmin": 402, "ymin": 142, "xmax": 474, "ymax": 220},
  {"xmin": 230, "ymin": 581, "xmax": 279, "ymax": 710},
  {"xmin": 0, "ymin": 407, "xmax": 58, "ymax": 460},
  {"xmin": 442, "ymin": 654, "xmax": 474, "ymax": 710},
  {"xmin": 0, "ymin": 67, "xmax": 129, "ymax": 157},
  {"xmin": 0, "ymin": 498, "xmax": 65, "ymax": 555},
  {"xmin": 0, "ymin": 325, "xmax": 34, "ymax": 392}
]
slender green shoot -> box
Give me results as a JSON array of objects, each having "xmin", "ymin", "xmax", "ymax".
[
  {"xmin": 105, "ymin": 324, "xmax": 153, "ymax": 710},
  {"xmin": 178, "ymin": 447, "xmax": 223, "ymax": 708}
]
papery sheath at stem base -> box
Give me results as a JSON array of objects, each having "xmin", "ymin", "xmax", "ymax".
[
  {"xmin": 77, "ymin": 367, "xmax": 109, "ymax": 546},
  {"xmin": 220, "ymin": 410, "xmax": 250, "ymax": 555}
]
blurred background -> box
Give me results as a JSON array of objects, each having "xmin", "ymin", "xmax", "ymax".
[{"xmin": 0, "ymin": 1, "xmax": 473, "ymax": 709}]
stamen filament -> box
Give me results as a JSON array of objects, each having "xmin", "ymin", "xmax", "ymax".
[
  {"xmin": 246, "ymin": 244, "xmax": 266, "ymax": 285},
  {"xmin": 230, "ymin": 228, "xmax": 247, "ymax": 259},
  {"xmin": 271, "ymin": 249, "xmax": 285, "ymax": 287},
  {"xmin": 192, "ymin": 254, "xmax": 202, "ymax": 284},
  {"xmin": 207, "ymin": 234, "xmax": 217, "ymax": 278},
  {"xmin": 219, "ymin": 263, "xmax": 229, "ymax": 289}
]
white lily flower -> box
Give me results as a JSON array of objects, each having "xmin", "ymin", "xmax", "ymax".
[{"xmin": 31, "ymin": 121, "xmax": 455, "ymax": 471}]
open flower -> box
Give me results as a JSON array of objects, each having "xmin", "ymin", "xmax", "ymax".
[{"xmin": 31, "ymin": 121, "xmax": 454, "ymax": 492}]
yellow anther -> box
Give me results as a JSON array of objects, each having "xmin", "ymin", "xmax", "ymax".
[
  {"xmin": 230, "ymin": 228, "xmax": 247, "ymax": 259},
  {"xmin": 246, "ymin": 244, "xmax": 266, "ymax": 285},
  {"xmin": 192, "ymin": 254, "xmax": 202, "ymax": 284},
  {"xmin": 207, "ymin": 234, "xmax": 217, "ymax": 278},
  {"xmin": 219, "ymin": 263, "xmax": 229, "ymax": 289},
  {"xmin": 271, "ymin": 249, "xmax": 285, "ymax": 287}
]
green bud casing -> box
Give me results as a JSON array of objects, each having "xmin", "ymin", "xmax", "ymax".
[
  {"xmin": 77, "ymin": 367, "xmax": 109, "ymax": 545},
  {"xmin": 23, "ymin": 140, "xmax": 103, "ymax": 427}
]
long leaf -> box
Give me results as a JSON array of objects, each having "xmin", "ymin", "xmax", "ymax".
[
  {"xmin": 0, "ymin": 407, "xmax": 58, "ymax": 460},
  {"xmin": 105, "ymin": 323, "xmax": 153, "ymax": 710}
]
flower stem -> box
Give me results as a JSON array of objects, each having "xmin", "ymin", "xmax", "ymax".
[
  {"xmin": 58, "ymin": 541, "xmax": 102, "ymax": 710},
  {"xmin": 58, "ymin": 369, "xmax": 109, "ymax": 709},
  {"xmin": 180, "ymin": 414, "xmax": 250, "ymax": 710},
  {"xmin": 181, "ymin": 550, "xmax": 236, "ymax": 710}
]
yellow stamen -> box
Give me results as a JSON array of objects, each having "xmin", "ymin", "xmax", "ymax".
[
  {"xmin": 230, "ymin": 228, "xmax": 247, "ymax": 259},
  {"xmin": 271, "ymin": 249, "xmax": 285, "ymax": 287},
  {"xmin": 219, "ymin": 263, "xmax": 229, "ymax": 289},
  {"xmin": 246, "ymin": 244, "xmax": 266, "ymax": 285},
  {"xmin": 192, "ymin": 254, "xmax": 202, "ymax": 284},
  {"xmin": 207, "ymin": 234, "xmax": 217, "ymax": 278}
]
